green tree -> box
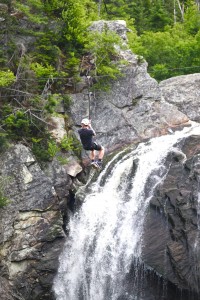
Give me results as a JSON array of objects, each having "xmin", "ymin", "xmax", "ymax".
[
  {"xmin": 131, "ymin": 22, "xmax": 200, "ymax": 81},
  {"xmin": 130, "ymin": 0, "xmax": 151, "ymax": 34},
  {"xmin": 184, "ymin": 2, "xmax": 200, "ymax": 34},
  {"xmin": 148, "ymin": 0, "xmax": 173, "ymax": 31}
]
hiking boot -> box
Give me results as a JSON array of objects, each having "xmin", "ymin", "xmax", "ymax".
[
  {"xmin": 96, "ymin": 161, "xmax": 102, "ymax": 169},
  {"xmin": 91, "ymin": 161, "xmax": 99, "ymax": 169}
]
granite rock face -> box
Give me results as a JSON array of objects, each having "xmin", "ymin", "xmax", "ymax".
[
  {"xmin": 0, "ymin": 144, "xmax": 76, "ymax": 299},
  {"xmin": 160, "ymin": 73, "xmax": 200, "ymax": 122},
  {"xmin": 142, "ymin": 134, "xmax": 200, "ymax": 296}
]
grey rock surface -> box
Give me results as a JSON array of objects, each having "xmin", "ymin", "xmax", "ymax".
[
  {"xmin": 142, "ymin": 134, "xmax": 200, "ymax": 294},
  {"xmin": 160, "ymin": 73, "xmax": 200, "ymax": 122},
  {"xmin": 71, "ymin": 65, "xmax": 188, "ymax": 154},
  {"xmin": 0, "ymin": 144, "xmax": 75, "ymax": 299}
]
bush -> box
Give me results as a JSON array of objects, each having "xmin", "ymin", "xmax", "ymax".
[
  {"xmin": 31, "ymin": 137, "xmax": 52, "ymax": 162},
  {"xmin": 3, "ymin": 111, "xmax": 31, "ymax": 139},
  {"xmin": 0, "ymin": 70, "xmax": 15, "ymax": 87},
  {"xmin": 60, "ymin": 135, "xmax": 74, "ymax": 151},
  {"xmin": 47, "ymin": 140, "xmax": 59, "ymax": 158},
  {"xmin": 60, "ymin": 135, "xmax": 81, "ymax": 155}
]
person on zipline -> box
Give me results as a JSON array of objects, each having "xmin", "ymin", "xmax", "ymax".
[{"xmin": 78, "ymin": 118, "xmax": 104, "ymax": 169}]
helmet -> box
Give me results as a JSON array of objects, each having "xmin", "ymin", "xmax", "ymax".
[{"xmin": 81, "ymin": 118, "xmax": 90, "ymax": 126}]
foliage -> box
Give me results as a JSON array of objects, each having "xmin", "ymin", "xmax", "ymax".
[
  {"xmin": 64, "ymin": 52, "xmax": 80, "ymax": 77},
  {"xmin": 0, "ymin": 176, "xmax": 11, "ymax": 208},
  {"xmin": 97, "ymin": 0, "xmax": 179, "ymax": 33},
  {"xmin": 61, "ymin": 0, "xmax": 90, "ymax": 49},
  {"xmin": 184, "ymin": 3, "xmax": 200, "ymax": 35},
  {"xmin": 57, "ymin": 155, "xmax": 68, "ymax": 165},
  {"xmin": 130, "ymin": 19, "xmax": 200, "ymax": 80},
  {"xmin": 62, "ymin": 95, "xmax": 72, "ymax": 110},
  {"xmin": 0, "ymin": 70, "xmax": 15, "ymax": 86},
  {"xmin": 1, "ymin": 0, "xmax": 200, "ymax": 156},
  {"xmin": 30, "ymin": 63, "xmax": 56, "ymax": 78},
  {"xmin": 0, "ymin": 191, "xmax": 9, "ymax": 208},
  {"xmin": 15, "ymin": 0, "xmax": 48, "ymax": 24},
  {"xmin": 3, "ymin": 110, "xmax": 32, "ymax": 139},
  {"xmin": 149, "ymin": 63, "xmax": 170, "ymax": 81},
  {"xmin": 97, "ymin": 0, "xmax": 131, "ymax": 20},
  {"xmin": 85, "ymin": 28, "xmax": 124, "ymax": 88},
  {"xmin": 148, "ymin": 0, "xmax": 173, "ymax": 31},
  {"xmin": 47, "ymin": 139, "xmax": 60, "ymax": 158},
  {"xmin": 44, "ymin": 94, "xmax": 59, "ymax": 113},
  {"xmin": 60, "ymin": 134, "xmax": 82, "ymax": 156},
  {"xmin": 31, "ymin": 136, "xmax": 60, "ymax": 162},
  {"xmin": 60, "ymin": 135, "xmax": 75, "ymax": 151},
  {"xmin": 32, "ymin": 138, "xmax": 53, "ymax": 162},
  {"xmin": 2, "ymin": 109, "xmax": 54, "ymax": 162}
]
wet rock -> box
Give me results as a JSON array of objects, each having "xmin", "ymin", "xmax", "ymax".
[{"xmin": 142, "ymin": 135, "xmax": 200, "ymax": 295}]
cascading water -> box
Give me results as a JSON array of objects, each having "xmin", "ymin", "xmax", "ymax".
[{"xmin": 53, "ymin": 124, "xmax": 200, "ymax": 300}]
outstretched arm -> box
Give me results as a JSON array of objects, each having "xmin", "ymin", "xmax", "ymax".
[{"xmin": 88, "ymin": 120, "xmax": 96, "ymax": 136}]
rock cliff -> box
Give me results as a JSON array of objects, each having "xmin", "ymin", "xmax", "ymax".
[
  {"xmin": 0, "ymin": 145, "xmax": 74, "ymax": 299},
  {"xmin": 142, "ymin": 133, "xmax": 200, "ymax": 297},
  {"xmin": 70, "ymin": 20, "xmax": 189, "ymax": 158}
]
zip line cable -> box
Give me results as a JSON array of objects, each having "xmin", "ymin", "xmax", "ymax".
[
  {"xmin": 1, "ymin": 64, "xmax": 200, "ymax": 83},
  {"xmin": 149, "ymin": 65, "xmax": 200, "ymax": 73},
  {"xmin": 1, "ymin": 65, "xmax": 200, "ymax": 101}
]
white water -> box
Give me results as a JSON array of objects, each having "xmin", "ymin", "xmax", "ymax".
[{"xmin": 54, "ymin": 124, "xmax": 200, "ymax": 300}]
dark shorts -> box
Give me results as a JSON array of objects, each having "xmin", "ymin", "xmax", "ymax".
[{"xmin": 85, "ymin": 142, "xmax": 102, "ymax": 151}]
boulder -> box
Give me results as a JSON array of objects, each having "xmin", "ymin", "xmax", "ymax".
[{"xmin": 160, "ymin": 73, "xmax": 200, "ymax": 122}]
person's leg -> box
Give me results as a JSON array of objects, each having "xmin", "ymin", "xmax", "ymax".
[
  {"xmin": 98, "ymin": 146, "xmax": 105, "ymax": 160},
  {"xmin": 90, "ymin": 150, "xmax": 95, "ymax": 161},
  {"xmin": 96, "ymin": 146, "xmax": 104, "ymax": 168}
]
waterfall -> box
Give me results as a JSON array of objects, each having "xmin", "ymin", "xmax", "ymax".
[{"xmin": 53, "ymin": 124, "xmax": 200, "ymax": 300}]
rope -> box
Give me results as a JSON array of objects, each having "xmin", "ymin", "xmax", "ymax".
[
  {"xmin": 86, "ymin": 75, "xmax": 93, "ymax": 119},
  {"xmin": 41, "ymin": 76, "xmax": 54, "ymax": 98}
]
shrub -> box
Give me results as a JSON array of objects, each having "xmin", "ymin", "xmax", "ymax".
[
  {"xmin": 44, "ymin": 94, "xmax": 59, "ymax": 113},
  {"xmin": 60, "ymin": 134, "xmax": 82, "ymax": 156},
  {"xmin": 3, "ymin": 111, "xmax": 31, "ymax": 139},
  {"xmin": 47, "ymin": 140, "xmax": 59, "ymax": 158},
  {"xmin": 60, "ymin": 135, "xmax": 74, "ymax": 151},
  {"xmin": 0, "ymin": 70, "xmax": 15, "ymax": 87},
  {"xmin": 31, "ymin": 137, "xmax": 52, "ymax": 162}
]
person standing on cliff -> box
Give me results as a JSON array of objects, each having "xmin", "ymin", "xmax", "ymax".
[{"xmin": 78, "ymin": 118, "xmax": 104, "ymax": 169}]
